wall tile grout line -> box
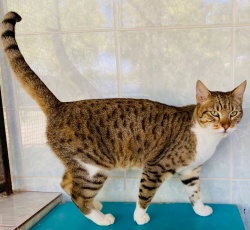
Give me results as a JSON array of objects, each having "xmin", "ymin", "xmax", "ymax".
[
  {"xmin": 112, "ymin": 0, "xmax": 126, "ymax": 200},
  {"xmin": 113, "ymin": 0, "xmax": 122, "ymax": 98},
  {"xmin": 229, "ymin": 0, "xmax": 236, "ymax": 204},
  {"xmin": 14, "ymin": 24, "xmax": 250, "ymax": 37},
  {"xmin": 113, "ymin": 0, "xmax": 127, "ymax": 201},
  {"xmin": 20, "ymin": 175, "xmax": 250, "ymax": 181}
]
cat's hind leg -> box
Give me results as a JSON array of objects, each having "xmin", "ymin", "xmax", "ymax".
[
  {"xmin": 70, "ymin": 160, "xmax": 114, "ymax": 226},
  {"xmin": 179, "ymin": 166, "xmax": 213, "ymax": 216},
  {"xmin": 61, "ymin": 170, "xmax": 102, "ymax": 210},
  {"xmin": 61, "ymin": 170, "xmax": 73, "ymax": 196}
]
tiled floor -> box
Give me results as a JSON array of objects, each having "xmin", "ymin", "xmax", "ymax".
[{"xmin": 0, "ymin": 192, "xmax": 62, "ymax": 230}]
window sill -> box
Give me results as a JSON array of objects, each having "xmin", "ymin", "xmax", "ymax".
[{"xmin": 0, "ymin": 192, "xmax": 62, "ymax": 230}]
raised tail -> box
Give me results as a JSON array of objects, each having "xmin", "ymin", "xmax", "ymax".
[{"xmin": 1, "ymin": 12, "xmax": 61, "ymax": 114}]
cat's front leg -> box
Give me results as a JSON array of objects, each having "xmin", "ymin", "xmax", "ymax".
[
  {"xmin": 134, "ymin": 201, "xmax": 150, "ymax": 225},
  {"xmin": 134, "ymin": 166, "xmax": 174, "ymax": 225},
  {"xmin": 179, "ymin": 166, "xmax": 213, "ymax": 217}
]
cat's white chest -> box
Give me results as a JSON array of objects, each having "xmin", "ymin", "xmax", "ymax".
[{"xmin": 191, "ymin": 123, "xmax": 226, "ymax": 166}]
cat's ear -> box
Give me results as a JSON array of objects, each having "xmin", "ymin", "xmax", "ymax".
[
  {"xmin": 196, "ymin": 80, "xmax": 211, "ymax": 104},
  {"xmin": 232, "ymin": 80, "xmax": 247, "ymax": 104}
]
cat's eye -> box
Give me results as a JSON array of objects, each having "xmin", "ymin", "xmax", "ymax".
[
  {"xmin": 230, "ymin": 111, "xmax": 238, "ymax": 117},
  {"xmin": 210, "ymin": 111, "xmax": 219, "ymax": 117}
]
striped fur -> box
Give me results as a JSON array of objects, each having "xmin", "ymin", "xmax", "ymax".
[
  {"xmin": 1, "ymin": 12, "xmax": 247, "ymax": 226},
  {"xmin": 1, "ymin": 12, "xmax": 60, "ymax": 114}
]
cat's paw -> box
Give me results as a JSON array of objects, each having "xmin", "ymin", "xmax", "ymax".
[
  {"xmin": 193, "ymin": 204, "xmax": 213, "ymax": 217},
  {"xmin": 93, "ymin": 214, "xmax": 115, "ymax": 226},
  {"xmin": 93, "ymin": 201, "xmax": 103, "ymax": 210},
  {"xmin": 86, "ymin": 210, "xmax": 115, "ymax": 226},
  {"xmin": 101, "ymin": 214, "xmax": 115, "ymax": 226},
  {"xmin": 134, "ymin": 202, "xmax": 150, "ymax": 225},
  {"xmin": 134, "ymin": 213, "xmax": 150, "ymax": 225}
]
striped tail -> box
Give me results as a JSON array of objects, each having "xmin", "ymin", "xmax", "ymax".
[{"xmin": 1, "ymin": 12, "xmax": 61, "ymax": 114}]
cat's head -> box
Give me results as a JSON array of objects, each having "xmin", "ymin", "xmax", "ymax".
[{"xmin": 195, "ymin": 80, "xmax": 247, "ymax": 134}]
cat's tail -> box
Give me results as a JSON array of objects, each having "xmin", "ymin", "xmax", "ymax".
[{"xmin": 1, "ymin": 12, "xmax": 61, "ymax": 114}]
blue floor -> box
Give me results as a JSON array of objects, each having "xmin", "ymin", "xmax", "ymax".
[{"xmin": 32, "ymin": 202, "xmax": 244, "ymax": 230}]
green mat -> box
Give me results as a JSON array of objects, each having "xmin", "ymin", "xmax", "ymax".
[{"xmin": 32, "ymin": 202, "xmax": 245, "ymax": 230}]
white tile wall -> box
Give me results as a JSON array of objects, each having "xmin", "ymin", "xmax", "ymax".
[
  {"xmin": 235, "ymin": 27, "xmax": 250, "ymax": 106},
  {"xmin": 118, "ymin": 0, "xmax": 232, "ymax": 27},
  {"xmin": 120, "ymin": 29, "xmax": 232, "ymax": 106},
  {"xmin": 201, "ymin": 138, "xmax": 231, "ymax": 178},
  {"xmin": 0, "ymin": 0, "xmax": 250, "ymax": 228},
  {"xmin": 6, "ymin": 0, "xmax": 114, "ymax": 32},
  {"xmin": 235, "ymin": 0, "xmax": 250, "ymax": 23},
  {"xmin": 233, "ymin": 181, "xmax": 250, "ymax": 230},
  {"xmin": 232, "ymin": 108, "xmax": 250, "ymax": 179},
  {"xmin": 15, "ymin": 33, "xmax": 118, "ymax": 103}
]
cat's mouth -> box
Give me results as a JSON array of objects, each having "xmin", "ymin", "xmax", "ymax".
[
  {"xmin": 213, "ymin": 125, "xmax": 235, "ymax": 134},
  {"xmin": 212, "ymin": 127, "xmax": 231, "ymax": 134},
  {"xmin": 218, "ymin": 127, "xmax": 234, "ymax": 134}
]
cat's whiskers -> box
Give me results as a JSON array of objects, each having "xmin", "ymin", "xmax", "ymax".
[
  {"xmin": 234, "ymin": 128, "xmax": 248, "ymax": 137},
  {"xmin": 231, "ymin": 130, "xmax": 240, "ymax": 141}
]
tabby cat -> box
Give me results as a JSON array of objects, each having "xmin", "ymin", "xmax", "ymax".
[{"xmin": 1, "ymin": 12, "xmax": 247, "ymax": 226}]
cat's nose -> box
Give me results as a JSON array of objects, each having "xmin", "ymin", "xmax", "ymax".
[{"xmin": 222, "ymin": 124, "xmax": 229, "ymax": 131}]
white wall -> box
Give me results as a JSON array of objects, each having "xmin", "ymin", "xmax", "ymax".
[{"xmin": 0, "ymin": 0, "xmax": 250, "ymax": 228}]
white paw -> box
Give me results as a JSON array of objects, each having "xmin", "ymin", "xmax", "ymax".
[
  {"xmin": 194, "ymin": 204, "xmax": 213, "ymax": 217},
  {"xmin": 100, "ymin": 214, "xmax": 115, "ymax": 226},
  {"xmin": 93, "ymin": 201, "xmax": 103, "ymax": 210},
  {"xmin": 86, "ymin": 210, "xmax": 115, "ymax": 226},
  {"xmin": 134, "ymin": 213, "xmax": 150, "ymax": 225}
]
